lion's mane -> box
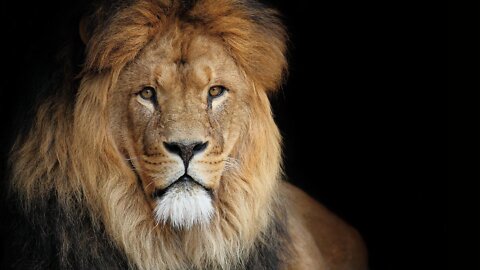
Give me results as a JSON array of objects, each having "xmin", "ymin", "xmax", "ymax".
[{"xmin": 7, "ymin": 0, "xmax": 288, "ymax": 269}]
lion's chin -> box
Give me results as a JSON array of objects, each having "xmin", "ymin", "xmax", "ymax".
[{"xmin": 153, "ymin": 181, "xmax": 214, "ymax": 230}]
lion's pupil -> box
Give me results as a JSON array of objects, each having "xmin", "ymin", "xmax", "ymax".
[
  {"xmin": 141, "ymin": 88, "xmax": 153, "ymax": 99},
  {"xmin": 209, "ymin": 86, "xmax": 223, "ymax": 97}
]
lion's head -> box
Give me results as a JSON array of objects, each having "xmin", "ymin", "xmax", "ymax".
[
  {"xmin": 10, "ymin": 0, "xmax": 288, "ymax": 268},
  {"xmin": 112, "ymin": 32, "xmax": 276, "ymax": 229}
]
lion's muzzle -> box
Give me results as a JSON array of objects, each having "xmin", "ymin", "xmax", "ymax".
[{"xmin": 152, "ymin": 174, "xmax": 212, "ymax": 199}]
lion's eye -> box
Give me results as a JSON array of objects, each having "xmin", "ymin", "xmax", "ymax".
[
  {"xmin": 139, "ymin": 87, "xmax": 155, "ymax": 100},
  {"xmin": 208, "ymin": 86, "xmax": 227, "ymax": 99}
]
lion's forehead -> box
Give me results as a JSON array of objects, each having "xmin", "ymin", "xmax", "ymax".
[{"xmin": 131, "ymin": 33, "xmax": 244, "ymax": 94}]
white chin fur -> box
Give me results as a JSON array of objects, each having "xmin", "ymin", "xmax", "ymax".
[{"xmin": 154, "ymin": 183, "xmax": 214, "ymax": 229}]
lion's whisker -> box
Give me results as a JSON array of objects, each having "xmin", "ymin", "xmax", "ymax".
[
  {"xmin": 152, "ymin": 219, "xmax": 161, "ymax": 231},
  {"xmin": 223, "ymin": 157, "xmax": 240, "ymax": 171},
  {"xmin": 144, "ymin": 180, "xmax": 156, "ymax": 190}
]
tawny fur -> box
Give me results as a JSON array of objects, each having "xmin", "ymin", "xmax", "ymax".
[{"xmin": 8, "ymin": 1, "xmax": 367, "ymax": 269}]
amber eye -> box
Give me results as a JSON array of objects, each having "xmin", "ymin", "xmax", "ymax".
[
  {"xmin": 208, "ymin": 86, "xmax": 227, "ymax": 98},
  {"xmin": 139, "ymin": 87, "xmax": 155, "ymax": 100}
]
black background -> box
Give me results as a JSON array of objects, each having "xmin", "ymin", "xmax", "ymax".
[{"xmin": 0, "ymin": 1, "xmax": 453, "ymax": 270}]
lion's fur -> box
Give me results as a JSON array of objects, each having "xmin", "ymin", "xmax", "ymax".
[{"xmin": 8, "ymin": 0, "xmax": 290, "ymax": 269}]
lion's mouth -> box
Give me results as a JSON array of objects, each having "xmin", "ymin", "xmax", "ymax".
[{"xmin": 152, "ymin": 174, "xmax": 212, "ymax": 199}]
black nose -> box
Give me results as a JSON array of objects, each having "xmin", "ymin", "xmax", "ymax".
[{"xmin": 163, "ymin": 141, "xmax": 208, "ymax": 167}]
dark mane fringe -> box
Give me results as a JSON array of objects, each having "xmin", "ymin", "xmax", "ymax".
[
  {"xmin": 3, "ymin": 194, "xmax": 129, "ymax": 270},
  {"xmin": 242, "ymin": 205, "xmax": 292, "ymax": 270}
]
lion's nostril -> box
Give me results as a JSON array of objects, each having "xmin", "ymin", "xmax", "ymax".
[
  {"xmin": 193, "ymin": 142, "xmax": 208, "ymax": 154},
  {"xmin": 163, "ymin": 141, "xmax": 209, "ymax": 167},
  {"xmin": 163, "ymin": 142, "xmax": 182, "ymax": 155}
]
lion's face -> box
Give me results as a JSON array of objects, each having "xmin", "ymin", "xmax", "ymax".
[{"xmin": 109, "ymin": 32, "xmax": 251, "ymax": 229}]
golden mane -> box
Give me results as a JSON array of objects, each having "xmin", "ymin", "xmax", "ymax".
[{"xmin": 9, "ymin": 0, "xmax": 289, "ymax": 269}]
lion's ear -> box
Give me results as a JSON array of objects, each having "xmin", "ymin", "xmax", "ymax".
[
  {"xmin": 79, "ymin": 16, "xmax": 91, "ymax": 45},
  {"xmin": 79, "ymin": 3, "xmax": 108, "ymax": 45},
  {"xmin": 79, "ymin": 10, "xmax": 101, "ymax": 45}
]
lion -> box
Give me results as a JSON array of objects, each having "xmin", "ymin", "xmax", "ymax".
[{"xmin": 5, "ymin": 0, "xmax": 367, "ymax": 269}]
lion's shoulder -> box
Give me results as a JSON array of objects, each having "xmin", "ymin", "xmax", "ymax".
[{"xmin": 281, "ymin": 182, "xmax": 368, "ymax": 270}]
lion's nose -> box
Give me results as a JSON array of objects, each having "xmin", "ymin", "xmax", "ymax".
[{"xmin": 163, "ymin": 141, "xmax": 209, "ymax": 167}]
